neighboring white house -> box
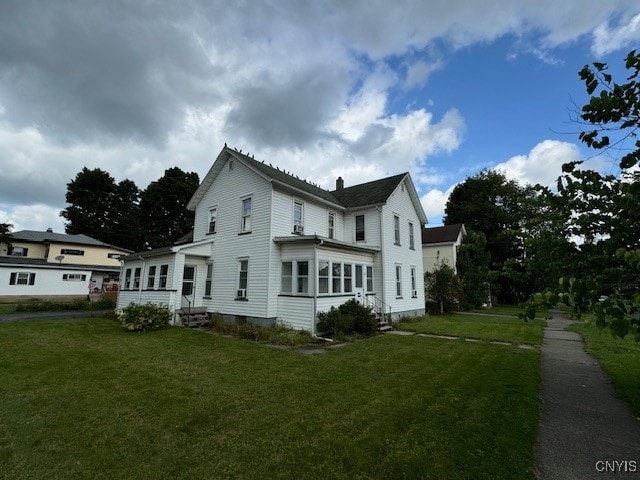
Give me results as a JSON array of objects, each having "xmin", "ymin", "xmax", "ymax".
[
  {"xmin": 117, "ymin": 146, "xmax": 428, "ymax": 333},
  {"xmin": 422, "ymin": 224, "xmax": 466, "ymax": 273},
  {"xmin": 0, "ymin": 229, "xmax": 131, "ymax": 302}
]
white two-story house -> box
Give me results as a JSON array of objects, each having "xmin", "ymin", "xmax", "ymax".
[{"xmin": 117, "ymin": 146, "xmax": 427, "ymax": 333}]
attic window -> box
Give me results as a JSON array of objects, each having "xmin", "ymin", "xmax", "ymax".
[{"xmin": 229, "ymin": 160, "xmax": 234, "ymax": 171}]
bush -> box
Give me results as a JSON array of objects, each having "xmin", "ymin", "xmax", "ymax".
[
  {"xmin": 14, "ymin": 298, "xmax": 116, "ymax": 313},
  {"xmin": 120, "ymin": 302, "xmax": 171, "ymax": 332},
  {"xmin": 208, "ymin": 315, "xmax": 313, "ymax": 346},
  {"xmin": 317, "ymin": 299, "xmax": 378, "ymax": 337}
]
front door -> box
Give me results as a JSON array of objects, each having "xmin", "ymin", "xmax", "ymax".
[{"xmin": 181, "ymin": 265, "xmax": 196, "ymax": 308}]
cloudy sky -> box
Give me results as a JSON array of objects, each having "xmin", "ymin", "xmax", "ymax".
[{"xmin": 1, "ymin": 1, "xmax": 639, "ymax": 234}]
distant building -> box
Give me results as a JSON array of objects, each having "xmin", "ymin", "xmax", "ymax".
[
  {"xmin": 0, "ymin": 229, "xmax": 131, "ymax": 302},
  {"xmin": 422, "ymin": 223, "xmax": 466, "ymax": 273}
]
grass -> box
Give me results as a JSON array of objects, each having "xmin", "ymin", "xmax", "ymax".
[
  {"xmin": 0, "ymin": 304, "xmax": 17, "ymax": 314},
  {"xmin": 467, "ymin": 304, "xmax": 548, "ymax": 319},
  {"xmin": 571, "ymin": 320, "xmax": 640, "ymax": 418},
  {"xmin": 397, "ymin": 313, "xmax": 546, "ymax": 346},
  {"xmin": 0, "ymin": 316, "xmax": 540, "ymax": 479}
]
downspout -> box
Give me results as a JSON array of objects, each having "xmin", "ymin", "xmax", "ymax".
[
  {"xmin": 312, "ymin": 238, "xmax": 324, "ymax": 337},
  {"xmin": 137, "ymin": 256, "xmax": 145, "ymax": 304}
]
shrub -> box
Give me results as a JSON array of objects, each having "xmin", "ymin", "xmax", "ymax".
[
  {"xmin": 120, "ymin": 302, "xmax": 171, "ymax": 332},
  {"xmin": 208, "ymin": 315, "xmax": 313, "ymax": 346},
  {"xmin": 317, "ymin": 299, "xmax": 377, "ymax": 337}
]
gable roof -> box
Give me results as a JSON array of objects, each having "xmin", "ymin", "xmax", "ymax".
[
  {"xmin": 421, "ymin": 224, "xmax": 466, "ymax": 245},
  {"xmin": 331, "ymin": 173, "xmax": 407, "ymax": 208},
  {"xmin": 10, "ymin": 230, "xmax": 131, "ymax": 251},
  {"xmin": 188, "ymin": 145, "xmax": 427, "ymax": 224}
]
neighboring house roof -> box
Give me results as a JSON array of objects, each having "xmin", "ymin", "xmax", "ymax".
[
  {"xmin": 187, "ymin": 145, "xmax": 427, "ymax": 223},
  {"xmin": 10, "ymin": 230, "xmax": 131, "ymax": 252},
  {"xmin": 421, "ymin": 224, "xmax": 466, "ymax": 245},
  {"xmin": 0, "ymin": 256, "xmax": 120, "ymax": 271}
]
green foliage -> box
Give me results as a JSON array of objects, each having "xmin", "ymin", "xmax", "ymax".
[
  {"xmin": 456, "ymin": 231, "xmax": 491, "ymax": 308},
  {"xmin": 15, "ymin": 299, "xmax": 115, "ymax": 312},
  {"xmin": 424, "ymin": 263, "xmax": 463, "ymax": 314},
  {"xmin": 119, "ymin": 302, "xmax": 171, "ymax": 332},
  {"xmin": 444, "ymin": 170, "xmax": 538, "ymax": 303},
  {"xmin": 0, "ymin": 222, "xmax": 12, "ymax": 248},
  {"xmin": 139, "ymin": 167, "xmax": 200, "ymax": 248},
  {"xmin": 317, "ymin": 299, "xmax": 378, "ymax": 337},
  {"xmin": 209, "ymin": 316, "xmax": 314, "ymax": 346}
]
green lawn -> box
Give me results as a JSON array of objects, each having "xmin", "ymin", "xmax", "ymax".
[
  {"xmin": 571, "ymin": 321, "xmax": 640, "ymax": 418},
  {"xmin": 397, "ymin": 313, "xmax": 546, "ymax": 346},
  {"xmin": 0, "ymin": 304, "xmax": 17, "ymax": 314},
  {"xmin": 0, "ymin": 317, "xmax": 540, "ymax": 479}
]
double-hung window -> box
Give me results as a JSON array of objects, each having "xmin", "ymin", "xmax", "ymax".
[
  {"xmin": 394, "ymin": 215, "xmax": 401, "ymax": 245},
  {"xmin": 205, "ymin": 263, "xmax": 213, "ymax": 297},
  {"xmin": 9, "ymin": 272, "xmax": 36, "ymax": 285},
  {"xmin": 241, "ymin": 197, "xmax": 252, "ymax": 233},
  {"xmin": 366, "ymin": 266, "xmax": 373, "ymax": 292},
  {"xmin": 124, "ymin": 268, "xmax": 132, "ymax": 289},
  {"xmin": 395, "ymin": 265, "xmax": 402, "ymax": 298},
  {"xmin": 328, "ymin": 212, "xmax": 335, "ymax": 239},
  {"xmin": 133, "ymin": 268, "xmax": 141, "ymax": 289},
  {"xmin": 409, "ymin": 221, "xmax": 415, "ymax": 250},
  {"xmin": 281, "ymin": 262, "xmax": 293, "ymax": 293},
  {"xmin": 159, "ymin": 265, "xmax": 168, "ymax": 289},
  {"xmin": 355, "ymin": 214, "xmax": 365, "ymax": 242},
  {"xmin": 293, "ymin": 201, "xmax": 304, "ymax": 233},
  {"xmin": 344, "ymin": 264, "xmax": 353, "ymax": 293},
  {"xmin": 332, "ymin": 262, "xmax": 342, "ymax": 294},
  {"xmin": 237, "ymin": 259, "xmax": 249, "ymax": 299},
  {"xmin": 297, "ymin": 261, "xmax": 309, "ymax": 294},
  {"xmin": 318, "ymin": 260, "xmax": 329, "ymax": 294},
  {"xmin": 8, "ymin": 246, "xmax": 28, "ymax": 256},
  {"xmin": 208, "ymin": 207, "xmax": 217, "ymax": 234},
  {"xmin": 411, "ymin": 266, "xmax": 417, "ymax": 297},
  {"xmin": 147, "ymin": 266, "xmax": 156, "ymax": 288}
]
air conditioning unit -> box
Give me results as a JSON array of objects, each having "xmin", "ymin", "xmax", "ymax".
[
  {"xmin": 293, "ymin": 224, "xmax": 304, "ymax": 234},
  {"xmin": 236, "ymin": 289, "xmax": 247, "ymax": 299}
]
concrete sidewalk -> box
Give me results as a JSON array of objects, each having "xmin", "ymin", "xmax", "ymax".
[{"xmin": 536, "ymin": 310, "xmax": 640, "ymax": 479}]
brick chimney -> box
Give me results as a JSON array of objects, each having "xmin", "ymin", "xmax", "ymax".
[{"xmin": 336, "ymin": 176, "xmax": 344, "ymax": 191}]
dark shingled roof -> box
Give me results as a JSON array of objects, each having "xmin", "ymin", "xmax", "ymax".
[
  {"xmin": 10, "ymin": 230, "xmax": 130, "ymax": 251},
  {"xmin": 235, "ymin": 151, "xmax": 342, "ymax": 207},
  {"xmin": 421, "ymin": 224, "xmax": 465, "ymax": 244},
  {"xmin": 331, "ymin": 173, "xmax": 407, "ymax": 208}
]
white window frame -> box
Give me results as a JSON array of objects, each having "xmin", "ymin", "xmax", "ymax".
[
  {"xmin": 281, "ymin": 261, "xmax": 293, "ymax": 294},
  {"xmin": 208, "ymin": 207, "xmax": 217, "ymax": 234},
  {"xmin": 9, "ymin": 272, "xmax": 35, "ymax": 286},
  {"xmin": 159, "ymin": 265, "xmax": 168, "ymax": 289},
  {"xmin": 318, "ymin": 260, "xmax": 329, "ymax": 294},
  {"xmin": 344, "ymin": 263, "xmax": 353, "ymax": 293},
  {"xmin": 204, "ymin": 263, "xmax": 213, "ymax": 297},
  {"xmin": 296, "ymin": 261, "xmax": 309, "ymax": 294},
  {"xmin": 366, "ymin": 265, "xmax": 374, "ymax": 292},
  {"xmin": 355, "ymin": 214, "xmax": 365, "ymax": 242},
  {"xmin": 409, "ymin": 221, "xmax": 415, "ymax": 250},
  {"xmin": 332, "ymin": 262, "xmax": 342, "ymax": 294},
  {"xmin": 411, "ymin": 266, "xmax": 417, "ymax": 298},
  {"xmin": 240, "ymin": 197, "xmax": 252, "ymax": 234},
  {"xmin": 293, "ymin": 200, "xmax": 304, "ymax": 233},
  {"xmin": 62, "ymin": 273, "xmax": 87, "ymax": 282},
  {"xmin": 147, "ymin": 266, "xmax": 156, "ymax": 289},
  {"xmin": 395, "ymin": 264, "xmax": 402, "ymax": 298},
  {"xmin": 124, "ymin": 268, "xmax": 132, "ymax": 289},
  {"xmin": 237, "ymin": 258, "xmax": 249, "ymax": 299},
  {"xmin": 394, "ymin": 215, "xmax": 401, "ymax": 245},
  {"xmin": 133, "ymin": 267, "xmax": 141, "ymax": 289},
  {"xmin": 328, "ymin": 212, "xmax": 335, "ymax": 239}
]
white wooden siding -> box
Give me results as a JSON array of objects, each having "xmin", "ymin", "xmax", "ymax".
[
  {"xmin": 0, "ymin": 266, "xmax": 92, "ymax": 297},
  {"xmin": 193, "ymin": 158, "xmax": 273, "ymax": 319},
  {"xmin": 379, "ymin": 178, "xmax": 425, "ymax": 316},
  {"xmin": 276, "ymin": 296, "xmax": 315, "ymax": 330}
]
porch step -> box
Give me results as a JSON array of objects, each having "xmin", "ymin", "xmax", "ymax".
[
  {"xmin": 378, "ymin": 324, "xmax": 393, "ymax": 332},
  {"xmin": 177, "ymin": 307, "xmax": 210, "ymax": 328}
]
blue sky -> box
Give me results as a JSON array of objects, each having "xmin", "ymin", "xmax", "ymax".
[{"xmin": 0, "ymin": 1, "xmax": 639, "ymax": 234}]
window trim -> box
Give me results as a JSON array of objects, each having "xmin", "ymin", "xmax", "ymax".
[
  {"xmin": 318, "ymin": 260, "xmax": 329, "ymax": 295},
  {"xmin": 409, "ymin": 221, "xmax": 415, "ymax": 250},
  {"xmin": 147, "ymin": 265, "xmax": 156, "ymax": 289},
  {"xmin": 236, "ymin": 258, "xmax": 249, "ymax": 300},
  {"xmin": 9, "ymin": 272, "xmax": 36, "ymax": 286},
  {"xmin": 8, "ymin": 246, "xmax": 28, "ymax": 257},
  {"xmin": 394, "ymin": 214, "xmax": 401, "ymax": 246},
  {"xmin": 159, "ymin": 264, "xmax": 169, "ymax": 289},
  {"xmin": 328, "ymin": 212, "xmax": 335, "ymax": 239},
  {"xmin": 293, "ymin": 200, "xmax": 304, "ymax": 233},
  {"xmin": 204, "ymin": 263, "xmax": 213, "ymax": 297},
  {"xmin": 355, "ymin": 214, "xmax": 365, "ymax": 242},
  {"xmin": 410, "ymin": 266, "xmax": 417, "ymax": 298},
  {"xmin": 62, "ymin": 273, "xmax": 87, "ymax": 282},
  {"xmin": 395, "ymin": 264, "xmax": 402, "ymax": 298},
  {"xmin": 240, "ymin": 197, "xmax": 252, "ymax": 234},
  {"xmin": 281, "ymin": 261, "xmax": 293, "ymax": 294},
  {"xmin": 208, "ymin": 207, "xmax": 218, "ymax": 234}
]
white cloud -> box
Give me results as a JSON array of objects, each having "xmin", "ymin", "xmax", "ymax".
[
  {"xmin": 405, "ymin": 59, "xmax": 444, "ymax": 89},
  {"xmin": 592, "ymin": 11, "xmax": 640, "ymax": 56},
  {"xmin": 420, "ymin": 185, "xmax": 456, "ymax": 226},
  {"xmin": 493, "ymin": 140, "xmax": 582, "ymax": 188},
  {"xmin": 0, "ymin": 204, "xmax": 65, "ymax": 233}
]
